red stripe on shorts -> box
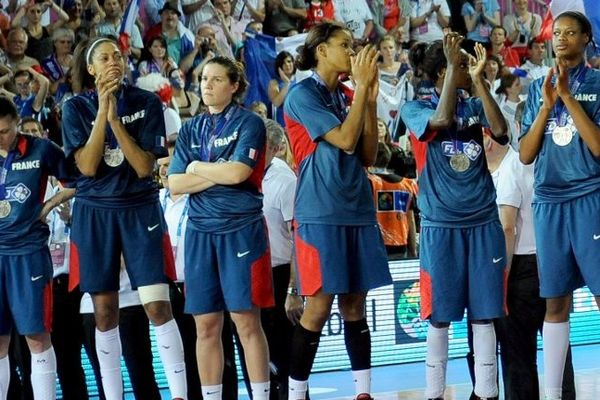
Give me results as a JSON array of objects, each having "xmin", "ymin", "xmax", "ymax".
[
  {"xmin": 293, "ymin": 230, "xmax": 323, "ymax": 296},
  {"xmin": 162, "ymin": 232, "xmax": 177, "ymax": 282},
  {"xmin": 68, "ymin": 242, "xmax": 80, "ymax": 292},
  {"xmin": 43, "ymin": 281, "xmax": 53, "ymax": 332},
  {"xmin": 420, "ymin": 268, "xmax": 433, "ymax": 320},
  {"xmin": 251, "ymin": 250, "xmax": 275, "ymax": 308}
]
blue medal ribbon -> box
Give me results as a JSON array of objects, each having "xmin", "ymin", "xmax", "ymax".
[
  {"xmin": 430, "ymin": 90, "xmax": 467, "ymax": 153},
  {"xmin": 198, "ymin": 103, "xmax": 238, "ymax": 162}
]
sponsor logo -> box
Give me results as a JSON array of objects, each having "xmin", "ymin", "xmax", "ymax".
[
  {"xmin": 31, "ymin": 275, "xmax": 44, "ymax": 281},
  {"xmin": 236, "ymin": 251, "xmax": 250, "ymax": 258},
  {"xmin": 147, "ymin": 224, "xmax": 160, "ymax": 232},
  {"xmin": 594, "ymin": 234, "xmax": 600, "ymax": 240},
  {"xmin": 5, "ymin": 183, "xmax": 31, "ymax": 203},
  {"xmin": 493, "ymin": 257, "xmax": 503, "ymax": 264}
]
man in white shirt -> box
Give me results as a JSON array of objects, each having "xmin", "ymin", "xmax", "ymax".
[
  {"xmin": 409, "ymin": 0, "xmax": 450, "ymax": 43},
  {"xmin": 519, "ymin": 39, "xmax": 549, "ymax": 96},
  {"xmin": 181, "ymin": 0, "xmax": 214, "ymax": 35},
  {"xmin": 261, "ymin": 119, "xmax": 303, "ymax": 399},
  {"xmin": 484, "ymin": 135, "xmax": 576, "ymax": 400},
  {"xmin": 333, "ymin": 0, "xmax": 374, "ymax": 43}
]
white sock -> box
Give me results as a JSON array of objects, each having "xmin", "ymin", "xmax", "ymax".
[
  {"xmin": 95, "ymin": 327, "xmax": 123, "ymax": 400},
  {"xmin": 30, "ymin": 346, "xmax": 57, "ymax": 400},
  {"xmin": 288, "ymin": 377, "xmax": 308, "ymax": 400},
  {"xmin": 202, "ymin": 384, "xmax": 222, "ymax": 400},
  {"xmin": 425, "ymin": 324, "xmax": 448, "ymax": 399},
  {"xmin": 0, "ymin": 356, "xmax": 10, "ymax": 400},
  {"xmin": 352, "ymin": 368, "xmax": 371, "ymax": 395},
  {"xmin": 155, "ymin": 319, "xmax": 187, "ymax": 399},
  {"xmin": 472, "ymin": 323, "xmax": 498, "ymax": 398},
  {"xmin": 251, "ymin": 381, "xmax": 270, "ymax": 400},
  {"xmin": 543, "ymin": 321, "xmax": 569, "ymax": 400}
]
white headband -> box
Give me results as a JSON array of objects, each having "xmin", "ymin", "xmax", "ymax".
[{"xmin": 86, "ymin": 38, "xmax": 114, "ymax": 65}]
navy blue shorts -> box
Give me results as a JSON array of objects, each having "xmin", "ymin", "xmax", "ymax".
[
  {"xmin": 184, "ymin": 219, "xmax": 274, "ymax": 314},
  {"xmin": 0, "ymin": 248, "xmax": 53, "ymax": 335},
  {"xmin": 533, "ymin": 190, "xmax": 600, "ymax": 297},
  {"xmin": 419, "ymin": 221, "xmax": 507, "ymax": 322},
  {"xmin": 293, "ymin": 223, "xmax": 391, "ymax": 296},
  {"xmin": 69, "ymin": 201, "xmax": 176, "ymax": 293}
]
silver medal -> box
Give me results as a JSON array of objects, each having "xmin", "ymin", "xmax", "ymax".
[
  {"xmin": 450, "ymin": 153, "xmax": 470, "ymax": 172},
  {"xmin": 104, "ymin": 148, "xmax": 124, "ymax": 167},
  {"xmin": 552, "ymin": 125, "xmax": 573, "ymax": 146},
  {"xmin": 0, "ymin": 200, "xmax": 11, "ymax": 218}
]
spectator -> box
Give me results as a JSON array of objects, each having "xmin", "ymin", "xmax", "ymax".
[
  {"xmin": 503, "ymin": 0, "xmax": 542, "ymax": 61},
  {"xmin": 0, "ymin": 67, "xmax": 49, "ymax": 119},
  {"xmin": 95, "ymin": 0, "xmax": 144, "ymax": 60},
  {"xmin": 268, "ymin": 50, "xmax": 295, "ymax": 126},
  {"xmin": 41, "ymin": 28, "xmax": 75, "ymax": 96},
  {"xmin": 333, "ymin": 0, "xmax": 374, "ymax": 44},
  {"xmin": 484, "ymin": 132, "xmax": 576, "ymax": 400},
  {"xmin": 462, "ymin": 0, "xmax": 500, "ymax": 45},
  {"xmin": 145, "ymin": 1, "xmax": 195, "ymax": 65},
  {"xmin": 264, "ymin": 0, "xmax": 307, "ymax": 37},
  {"xmin": 488, "ymin": 26, "xmax": 520, "ymax": 69},
  {"xmin": 11, "ymin": 1, "xmax": 69, "ymax": 62},
  {"xmin": 179, "ymin": 24, "xmax": 223, "ymax": 79},
  {"xmin": 208, "ymin": 0, "xmax": 246, "ymax": 57},
  {"xmin": 5, "ymin": 28, "xmax": 40, "ymax": 75},
  {"xmin": 519, "ymin": 39, "xmax": 549, "ymax": 96},
  {"xmin": 409, "ymin": 0, "xmax": 450, "ymax": 43},
  {"xmin": 138, "ymin": 35, "xmax": 178, "ymax": 77},
  {"xmin": 368, "ymin": 142, "xmax": 417, "ymax": 259},
  {"xmin": 303, "ymin": 0, "xmax": 335, "ymax": 32},
  {"xmin": 169, "ymin": 67, "xmax": 202, "ymax": 120},
  {"xmin": 55, "ymin": 0, "xmax": 104, "ymax": 33},
  {"xmin": 369, "ymin": 0, "xmax": 410, "ymax": 40},
  {"xmin": 483, "ymin": 54, "xmax": 503, "ymax": 95},
  {"xmin": 250, "ymin": 100, "xmax": 268, "ymax": 118},
  {"xmin": 232, "ymin": 0, "xmax": 266, "ymax": 27},
  {"xmin": 377, "ymin": 35, "xmax": 403, "ymax": 85},
  {"xmin": 181, "ymin": 0, "xmax": 213, "ymax": 34},
  {"xmin": 494, "ymin": 73, "xmax": 524, "ymax": 150}
]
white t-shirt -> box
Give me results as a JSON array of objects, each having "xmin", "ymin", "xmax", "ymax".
[
  {"xmin": 262, "ymin": 157, "xmax": 296, "ymax": 267},
  {"xmin": 520, "ymin": 59, "xmax": 550, "ymax": 96},
  {"xmin": 497, "ymin": 95, "xmax": 525, "ymax": 151},
  {"xmin": 492, "ymin": 147, "xmax": 536, "ymax": 255},
  {"xmin": 333, "ymin": 0, "xmax": 373, "ymax": 39},
  {"xmin": 409, "ymin": 0, "xmax": 450, "ymax": 43},
  {"xmin": 164, "ymin": 106, "xmax": 182, "ymax": 138},
  {"xmin": 181, "ymin": 0, "xmax": 214, "ymax": 33},
  {"xmin": 159, "ymin": 188, "xmax": 189, "ymax": 281},
  {"xmin": 45, "ymin": 182, "xmax": 70, "ymax": 277},
  {"xmin": 232, "ymin": 0, "xmax": 264, "ymax": 26}
]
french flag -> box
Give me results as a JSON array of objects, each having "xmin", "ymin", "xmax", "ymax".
[
  {"xmin": 118, "ymin": 0, "xmax": 142, "ymax": 52},
  {"xmin": 539, "ymin": 0, "xmax": 600, "ymax": 45}
]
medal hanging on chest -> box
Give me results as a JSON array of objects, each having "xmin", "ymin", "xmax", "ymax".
[
  {"xmin": 0, "ymin": 200, "xmax": 11, "ymax": 218},
  {"xmin": 450, "ymin": 153, "xmax": 470, "ymax": 172},
  {"xmin": 104, "ymin": 146, "xmax": 124, "ymax": 167},
  {"xmin": 552, "ymin": 65, "xmax": 587, "ymax": 146},
  {"xmin": 102, "ymin": 88, "xmax": 127, "ymax": 167}
]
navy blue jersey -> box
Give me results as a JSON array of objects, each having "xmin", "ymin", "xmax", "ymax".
[
  {"xmin": 13, "ymin": 95, "xmax": 35, "ymax": 118},
  {"xmin": 401, "ymin": 95, "xmax": 499, "ymax": 227},
  {"xmin": 283, "ymin": 75, "xmax": 377, "ymax": 226},
  {"xmin": 61, "ymin": 85, "xmax": 168, "ymax": 208},
  {"xmin": 0, "ymin": 135, "xmax": 71, "ymax": 255},
  {"xmin": 521, "ymin": 64, "xmax": 600, "ymax": 203},
  {"xmin": 168, "ymin": 103, "xmax": 266, "ymax": 234}
]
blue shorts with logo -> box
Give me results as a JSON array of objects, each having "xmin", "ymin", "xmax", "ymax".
[
  {"xmin": 533, "ymin": 189, "xmax": 600, "ymax": 298},
  {"xmin": 419, "ymin": 221, "xmax": 507, "ymax": 322},
  {"xmin": 0, "ymin": 248, "xmax": 53, "ymax": 335},
  {"xmin": 184, "ymin": 219, "xmax": 274, "ymax": 314},
  {"xmin": 293, "ymin": 223, "xmax": 392, "ymax": 296},
  {"xmin": 69, "ymin": 200, "xmax": 176, "ymax": 293}
]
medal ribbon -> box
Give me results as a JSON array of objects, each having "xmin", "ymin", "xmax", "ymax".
[
  {"xmin": 311, "ymin": 72, "xmax": 348, "ymax": 121},
  {"xmin": 199, "ymin": 104, "xmax": 238, "ymax": 162},
  {"xmin": 553, "ymin": 64, "xmax": 587, "ymax": 127},
  {"xmin": 0, "ymin": 151, "xmax": 16, "ymax": 201},
  {"xmin": 430, "ymin": 90, "xmax": 467, "ymax": 155}
]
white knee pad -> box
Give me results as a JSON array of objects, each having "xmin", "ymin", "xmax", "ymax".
[{"xmin": 138, "ymin": 283, "xmax": 170, "ymax": 304}]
